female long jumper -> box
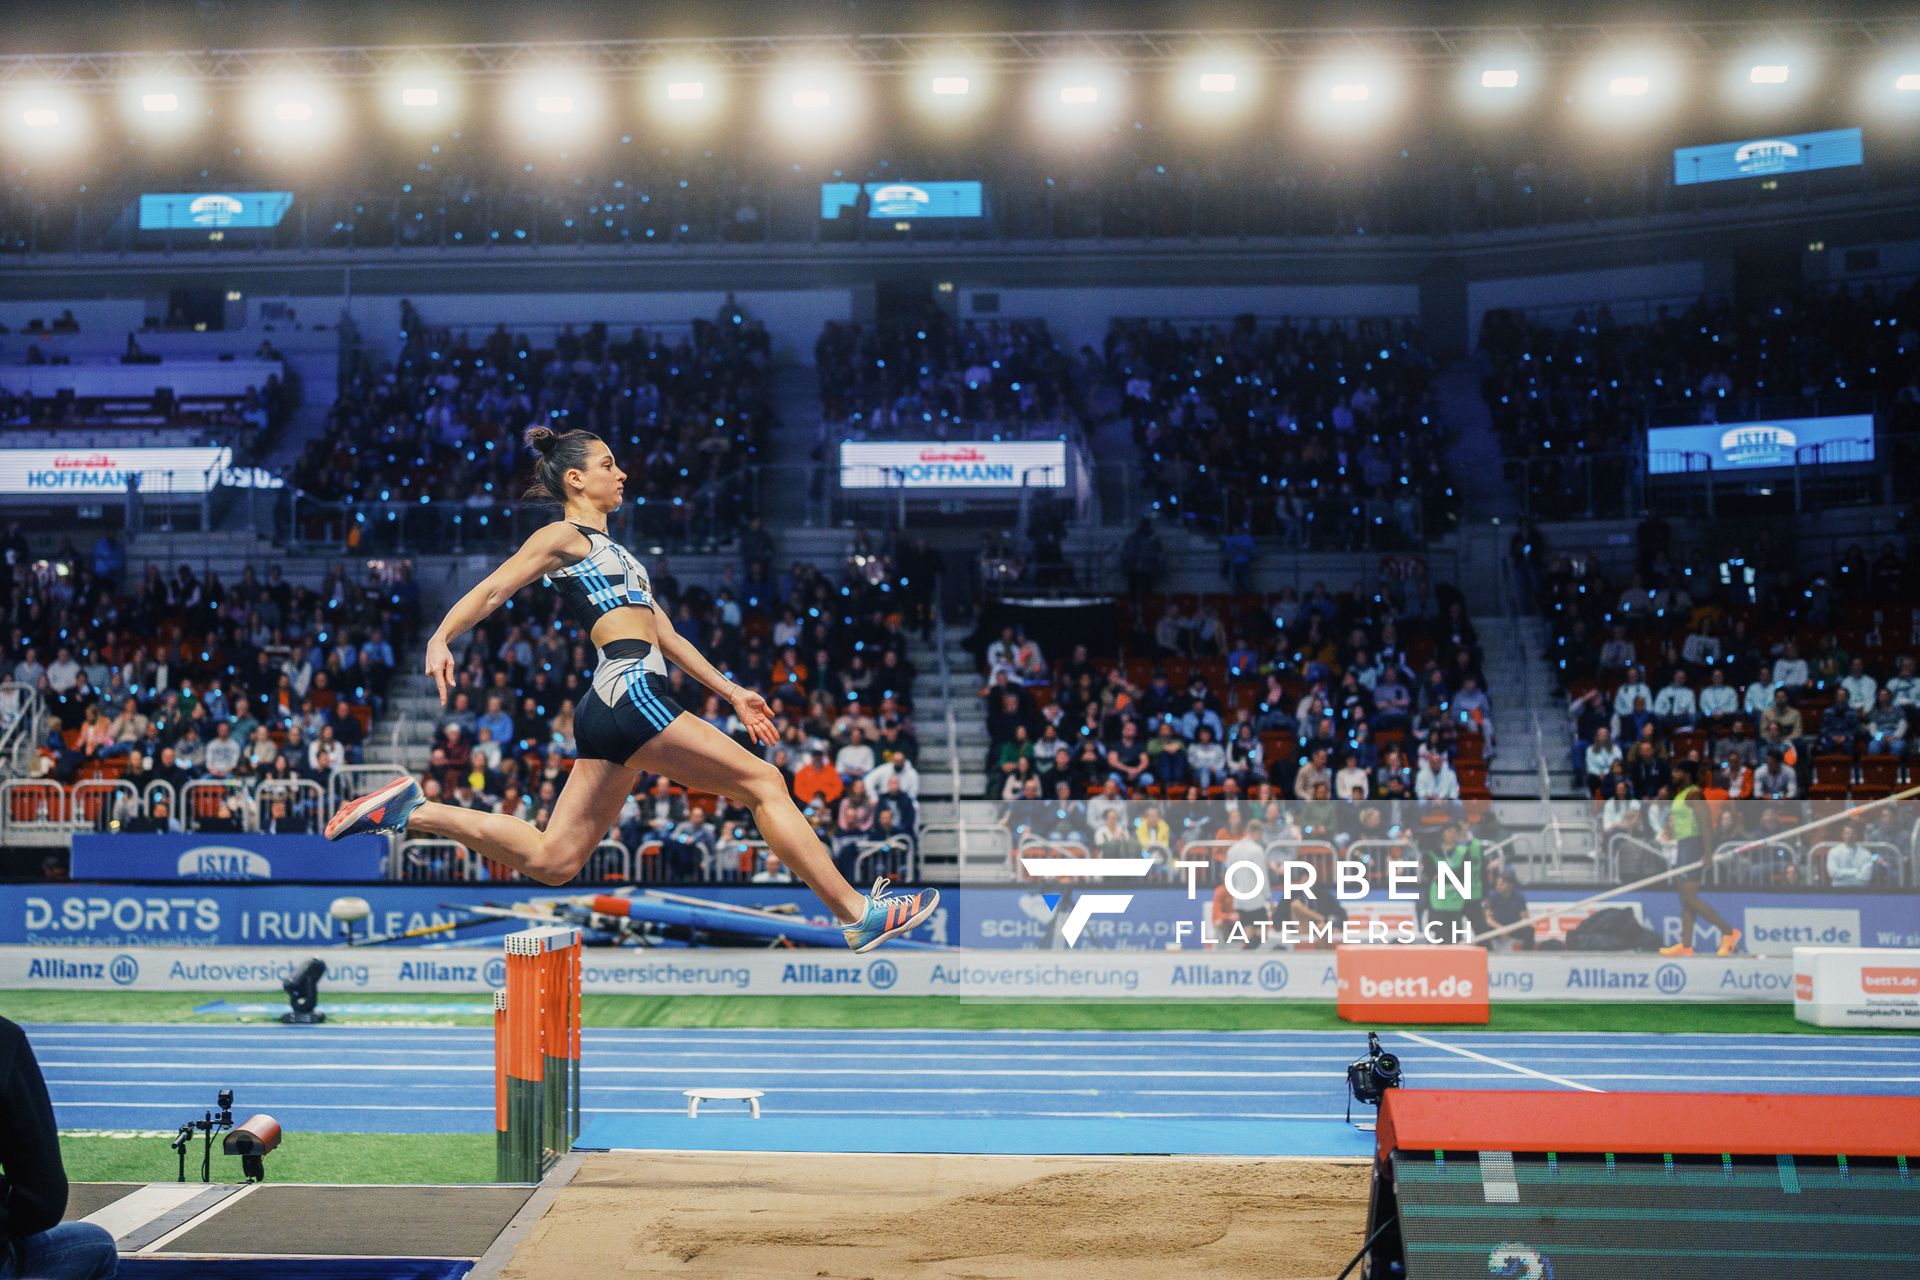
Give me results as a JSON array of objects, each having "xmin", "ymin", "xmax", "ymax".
[{"xmin": 325, "ymin": 426, "xmax": 937, "ymax": 952}]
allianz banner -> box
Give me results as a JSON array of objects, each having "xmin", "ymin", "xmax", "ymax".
[{"xmin": 68, "ymin": 834, "xmax": 386, "ymax": 882}]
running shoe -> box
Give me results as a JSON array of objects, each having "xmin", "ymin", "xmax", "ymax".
[
  {"xmin": 1715, "ymin": 927, "xmax": 1743, "ymax": 957},
  {"xmin": 841, "ymin": 876, "xmax": 940, "ymax": 953},
  {"xmin": 325, "ymin": 776, "xmax": 425, "ymax": 840},
  {"xmin": 1657, "ymin": 942, "xmax": 1694, "ymax": 957}
]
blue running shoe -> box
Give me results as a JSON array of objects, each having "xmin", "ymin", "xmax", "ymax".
[
  {"xmin": 841, "ymin": 876, "xmax": 939, "ymax": 953},
  {"xmin": 325, "ymin": 775, "xmax": 424, "ymax": 840}
]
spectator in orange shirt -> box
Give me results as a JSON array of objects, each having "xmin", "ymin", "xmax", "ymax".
[{"xmin": 792, "ymin": 747, "xmax": 844, "ymax": 807}]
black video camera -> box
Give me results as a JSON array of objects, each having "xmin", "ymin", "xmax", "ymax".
[{"xmin": 1345, "ymin": 1032, "xmax": 1403, "ymax": 1124}]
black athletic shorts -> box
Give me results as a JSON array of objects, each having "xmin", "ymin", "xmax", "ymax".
[{"xmin": 572, "ymin": 639, "xmax": 688, "ymax": 763}]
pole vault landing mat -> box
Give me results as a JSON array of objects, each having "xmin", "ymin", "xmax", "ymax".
[
  {"xmin": 574, "ymin": 1111, "xmax": 1377, "ymax": 1158},
  {"xmin": 69, "ymin": 1182, "xmax": 535, "ymax": 1278}
]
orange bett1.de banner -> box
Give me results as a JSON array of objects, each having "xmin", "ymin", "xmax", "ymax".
[{"xmin": 1335, "ymin": 945, "xmax": 1490, "ymax": 1024}]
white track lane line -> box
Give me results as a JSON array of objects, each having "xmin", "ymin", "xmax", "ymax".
[{"xmin": 1395, "ymin": 1031, "xmax": 1605, "ymax": 1093}]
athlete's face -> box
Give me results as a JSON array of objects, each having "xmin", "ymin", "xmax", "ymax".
[{"xmin": 573, "ymin": 441, "xmax": 627, "ymax": 512}]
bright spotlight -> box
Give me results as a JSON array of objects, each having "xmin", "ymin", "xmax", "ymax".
[
  {"xmin": 763, "ymin": 64, "xmax": 863, "ymax": 143},
  {"xmin": 1574, "ymin": 49, "xmax": 1681, "ymax": 126},
  {"xmin": 244, "ymin": 78, "xmax": 343, "ymax": 148},
  {"xmin": 912, "ymin": 54, "xmax": 987, "ymax": 124},
  {"xmin": 120, "ymin": 74, "xmax": 201, "ymax": 139},
  {"xmin": 1299, "ymin": 60, "xmax": 1402, "ymax": 133},
  {"xmin": 1459, "ymin": 54, "xmax": 1536, "ymax": 115},
  {"xmin": 1724, "ymin": 45, "xmax": 1815, "ymax": 110},
  {"xmin": 3, "ymin": 85, "xmax": 86, "ymax": 157},
  {"xmin": 1034, "ymin": 63, "xmax": 1122, "ymax": 134},
  {"xmin": 506, "ymin": 69, "xmax": 605, "ymax": 145},
  {"xmin": 382, "ymin": 70, "xmax": 458, "ymax": 130},
  {"xmin": 1172, "ymin": 53, "xmax": 1257, "ymax": 125},
  {"xmin": 1862, "ymin": 52, "xmax": 1920, "ymax": 118},
  {"xmin": 646, "ymin": 64, "xmax": 723, "ymax": 129}
]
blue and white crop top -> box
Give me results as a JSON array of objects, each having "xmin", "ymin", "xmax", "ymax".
[{"xmin": 544, "ymin": 523, "xmax": 668, "ymax": 675}]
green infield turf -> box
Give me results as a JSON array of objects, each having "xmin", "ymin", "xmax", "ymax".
[
  {"xmin": 59, "ymin": 1132, "xmax": 494, "ymax": 1186},
  {"xmin": 2, "ymin": 988, "xmax": 1905, "ymax": 1034}
]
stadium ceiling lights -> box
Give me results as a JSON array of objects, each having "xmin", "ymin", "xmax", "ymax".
[
  {"xmin": 1573, "ymin": 48, "xmax": 1682, "ymax": 126},
  {"xmin": 1860, "ymin": 50, "xmax": 1920, "ymax": 118},
  {"xmin": 505, "ymin": 68, "xmax": 605, "ymax": 145},
  {"xmin": 242, "ymin": 77, "xmax": 343, "ymax": 149},
  {"xmin": 2, "ymin": 84, "xmax": 87, "ymax": 156},
  {"xmin": 1724, "ymin": 43, "xmax": 1817, "ymax": 110},
  {"xmin": 1299, "ymin": 60, "xmax": 1403, "ymax": 133},
  {"xmin": 383, "ymin": 68, "xmax": 459, "ymax": 130},
  {"xmin": 763, "ymin": 63, "xmax": 864, "ymax": 143},
  {"xmin": 646, "ymin": 63, "xmax": 724, "ymax": 128},
  {"xmin": 912, "ymin": 50, "xmax": 989, "ymax": 123},
  {"xmin": 1171, "ymin": 52, "xmax": 1259, "ymax": 124},
  {"xmin": 1033, "ymin": 62, "xmax": 1123, "ymax": 134}
]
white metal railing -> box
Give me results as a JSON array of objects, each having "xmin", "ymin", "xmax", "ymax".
[
  {"xmin": 71, "ymin": 780, "xmax": 138, "ymax": 832},
  {"xmin": 392, "ymin": 838, "xmax": 492, "ymax": 883},
  {"xmin": 254, "ymin": 777, "xmax": 327, "ymax": 834},
  {"xmin": 330, "ymin": 765, "xmax": 407, "ymax": 813},
  {"xmin": 0, "ymin": 681, "xmax": 46, "ymax": 775},
  {"xmin": 934, "ymin": 607, "xmax": 971, "ymax": 866},
  {"xmin": 180, "ymin": 778, "xmax": 255, "ymax": 832},
  {"xmin": 582, "ymin": 838, "xmax": 632, "ymax": 883},
  {"xmin": 851, "ymin": 834, "xmax": 917, "ymax": 883},
  {"xmin": 1808, "ymin": 840, "xmax": 1908, "ymax": 889},
  {"xmin": 0, "ymin": 778, "xmax": 69, "ymax": 843}
]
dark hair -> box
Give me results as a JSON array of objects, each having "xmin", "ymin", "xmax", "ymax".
[{"xmin": 520, "ymin": 427, "xmax": 604, "ymax": 504}]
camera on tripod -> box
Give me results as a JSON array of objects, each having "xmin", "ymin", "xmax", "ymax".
[
  {"xmin": 1346, "ymin": 1032, "xmax": 1404, "ymax": 1125},
  {"xmin": 169, "ymin": 1090, "xmax": 281, "ymax": 1183}
]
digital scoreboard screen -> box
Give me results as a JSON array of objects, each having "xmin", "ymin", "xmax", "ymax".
[
  {"xmin": 138, "ymin": 191, "xmax": 294, "ymax": 231},
  {"xmin": 820, "ymin": 181, "xmax": 983, "ymax": 220},
  {"xmin": 1672, "ymin": 127, "xmax": 1863, "ymax": 185}
]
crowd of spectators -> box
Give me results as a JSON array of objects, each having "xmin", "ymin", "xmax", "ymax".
[
  {"xmin": 1480, "ymin": 277, "xmax": 1920, "ymax": 516},
  {"xmin": 1100, "ymin": 314, "xmax": 1453, "ymax": 548},
  {"xmin": 417, "ymin": 535, "xmax": 926, "ymax": 884},
  {"xmin": 3, "ymin": 528, "xmax": 418, "ymax": 844},
  {"xmin": 978, "ymin": 576, "xmax": 1498, "ymax": 873},
  {"xmin": 1518, "ymin": 518, "xmax": 1918, "ymax": 887},
  {"xmin": 291, "ymin": 299, "xmax": 774, "ymax": 549},
  {"xmin": 814, "ymin": 315, "xmax": 1081, "ymax": 441}
]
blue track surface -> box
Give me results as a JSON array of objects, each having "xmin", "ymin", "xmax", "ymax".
[{"xmin": 31, "ymin": 1024, "xmax": 1920, "ymax": 1157}]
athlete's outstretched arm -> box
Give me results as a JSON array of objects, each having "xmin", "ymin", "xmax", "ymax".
[
  {"xmin": 424, "ymin": 523, "xmax": 582, "ymax": 705},
  {"xmin": 650, "ymin": 607, "xmax": 779, "ymax": 747}
]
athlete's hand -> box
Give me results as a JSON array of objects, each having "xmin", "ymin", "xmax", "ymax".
[
  {"xmin": 727, "ymin": 685, "xmax": 779, "ymax": 747},
  {"xmin": 425, "ymin": 636, "xmax": 456, "ymax": 706}
]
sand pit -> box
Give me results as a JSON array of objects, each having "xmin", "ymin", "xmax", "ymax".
[{"xmin": 500, "ymin": 1150, "xmax": 1371, "ymax": 1279}]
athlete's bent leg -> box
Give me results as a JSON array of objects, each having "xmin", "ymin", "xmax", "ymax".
[
  {"xmin": 628, "ymin": 714, "xmax": 867, "ymax": 923},
  {"xmin": 407, "ymin": 759, "xmax": 637, "ymax": 886}
]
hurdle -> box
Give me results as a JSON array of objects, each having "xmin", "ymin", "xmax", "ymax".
[{"xmin": 495, "ymin": 926, "xmax": 582, "ymax": 1182}]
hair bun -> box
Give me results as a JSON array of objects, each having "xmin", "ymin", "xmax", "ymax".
[{"xmin": 523, "ymin": 426, "xmax": 558, "ymax": 455}]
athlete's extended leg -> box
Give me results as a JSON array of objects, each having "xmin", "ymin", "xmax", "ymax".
[
  {"xmin": 628, "ymin": 714, "xmax": 867, "ymax": 923},
  {"xmin": 404, "ymin": 759, "xmax": 638, "ymax": 885}
]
